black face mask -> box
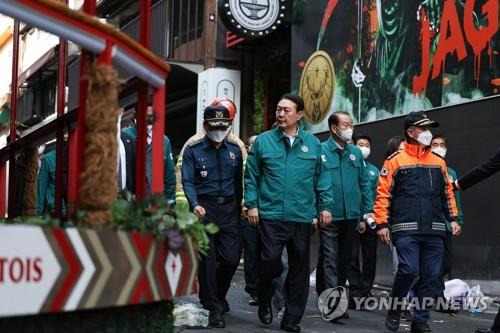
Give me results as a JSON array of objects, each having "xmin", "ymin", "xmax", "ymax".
[{"xmin": 146, "ymin": 113, "xmax": 155, "ymax": 125}]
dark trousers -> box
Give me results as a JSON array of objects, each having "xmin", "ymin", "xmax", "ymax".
[
  {"xmin": 316, "ymin": 220, "xmax": 357, "ymax": 295},
  {"xmin": 258, "ymin": 219, "xmax": 311, "ymax": 325},
  {"xmin": 392, "ymin": 235, "xmax": 444, "ymax": 324},
  {"xmin": 437, "ymin": 232, "xmax": 453, "ymax": 296},
  {"xmin": 492, "ymin": 309, "xmax": 500, "ymax": 332},
  {"xmin": 349, "ymin": 227, "xmax": 378, "ymax": 297},
  {"xmin": 198, "ymin": 198, "xmax": 241, "ymax": 312},
  {"xmin": 242, "ymin": 218, "xmax": 259, "ymax": 297}
]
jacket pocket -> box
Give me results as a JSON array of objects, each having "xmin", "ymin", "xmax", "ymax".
[{"xmin": 262, "ymin": 153, "xmax": 284, "ymax": 176}]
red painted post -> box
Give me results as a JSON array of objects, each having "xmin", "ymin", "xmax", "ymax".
[
  {"xmin": 67, "ymin": 0, "xmax": 96, "ymax": 217},
  {"xmin": 0, "ymin": 163, "xmax": 6, "ymax": 217},
  {"xmin": 135, "ymin": 0, "xmax": 152, "ymax": 199},
  {"xmin": 151, "ymin": 86, "xmax": 165, "ymax": 195},
  {"xmin": 7, "ymin": 20, "xmax": 20, "ymax": 218},
  {"xmin": 140, "ymin": 0, "xmax": 151, "ymax": 49},
  {"xmin": 55, "ymin": 2, "xmax": 68, "ymax": 218}
]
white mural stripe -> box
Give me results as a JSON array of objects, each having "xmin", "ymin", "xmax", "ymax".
[
  {"xmin": 116, "ymin": 232, "xmax": 140, "ymax": 305},
  {"xmin": 64, "ymin": 229, "xmax": 96, "ymax": 311},
  {"xmin": 84, "ymin": 230, "xmax": 113, "ymax": 308}
]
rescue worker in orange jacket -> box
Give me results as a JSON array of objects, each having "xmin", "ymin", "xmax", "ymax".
[{"xmin": 373, "ymin": 111, "xmax": 460, "ymax": 333}]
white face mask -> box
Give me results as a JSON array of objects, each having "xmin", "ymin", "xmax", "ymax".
[
  {"xmin": 37, "ymin": 144, "xmax": 46, "ymax": 156},
  {"xmin": 416, "ymin": 130, "xmax": 433, "ymax": 146},
  {"xmin": 116, "ymin": 113, "xmax": 122, "ymax": 137},
  {"xmin": 359, "ymin": 146, "xmax": 371, "ymax": 159},
  {"xmin": 432, "ymin": 146, "xmax": 447, "ymax": 158},
  {"xmin": 207, "ymin": 127, "xmax": 231, "ymax": 143},
  {"xmin": 339, "ymin": 128, "xmax": 353, "ymax": 142}
]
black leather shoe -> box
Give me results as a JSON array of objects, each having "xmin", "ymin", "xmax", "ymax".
[
  {"xmin": 221, "ymin": 299, "xmax": 230, "ymax": 313},
  {"xmin": 249, "ymin": 296, "xmax": 258, "ymax": 306},
  {"xmin": 280, "ymin": 320, "xmax": 301, "ymax": 332},
  {"xmin": 208, "ymin": 311, "xmax": 225, "ymax": 328},
  {"xmin": 401, "ymin": 309, "xmax": 413, "ymax": 322},
  {"xmin": 258, "ymin": 299, "xmax": 273, "ymax": 325},
  {"xmin": 385, "ymin": 310, "xmax": 401, "ymax": 331},
  {"xmin": 475, "ymin": 329, "xmax": 496, "ymax": 333},
  {"xmin": 411, "ymin": 322, "xmax": 432, "ymax": 333}
]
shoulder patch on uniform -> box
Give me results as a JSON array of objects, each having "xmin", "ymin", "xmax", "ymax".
[
  {"xmin": 386, "ymin": 151, "xmax": 400, "ymax": 160},
  {"xmin": 380, "ymin": 168, "xmax": 389, "ymax": 176},
  {"xmin": 228, "ymin": 133, "xmax": 245, "ymax": 145},
  {"xmin": 226, "ymin": 138, "xmax": 240, "ymax": 147},
  {"xmin": 188, "ymin": 138, "xmax": 203, "ymax": 147}
]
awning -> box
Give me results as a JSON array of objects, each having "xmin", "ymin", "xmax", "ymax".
[{"xmin": 17, "ymin": 46, "xmax": 56, "ymax": 86}]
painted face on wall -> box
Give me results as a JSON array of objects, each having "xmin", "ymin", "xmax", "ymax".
[{"xmin": 377, "ymin": 0, "xmax": 402, "ymax": 40}]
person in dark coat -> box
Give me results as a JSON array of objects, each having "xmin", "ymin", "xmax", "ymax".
[
  {"xmin": 455, "ymin": 148, "xmax": 500, "ymax": 191},
  {"xmin": 453, "ymin": 148, "xmax": 500, "ymax": 333}
]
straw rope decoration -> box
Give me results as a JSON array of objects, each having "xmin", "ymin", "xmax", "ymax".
[
  {"xmin": 79, "ymin": 62, "xmax": 123, "ymax": 225},
  {"xmin": 22, "ymin": 147, "xmax": 39, "ymax": 216}
]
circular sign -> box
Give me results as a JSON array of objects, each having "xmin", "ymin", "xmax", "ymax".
[
  {"xmin": 299, "ymin": 51, "xmax": 335, "ymax": 125},
  {"xmin": 219, "ymin": 0, "xmax": 287, "ymax": 39}
]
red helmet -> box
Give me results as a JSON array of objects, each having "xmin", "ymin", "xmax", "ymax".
[{"xmin": 210, "ymin": 96, "xmax": 237, "ymax": 120}]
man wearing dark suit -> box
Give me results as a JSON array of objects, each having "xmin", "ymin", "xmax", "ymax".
[
  {"xmin": 120, "ymin": 131, "xmax": 136, "ymax": 192},
  {"xmin": 455, "ymin": 148, "xmax": 500, "ymax": 191},
  {"xmin": 454, "ymin": 148, "xmax": 500, "ymax": 333}
]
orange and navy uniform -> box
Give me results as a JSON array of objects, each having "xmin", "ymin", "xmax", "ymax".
[{"xmin": 373, "ymin": 142, "xmax": 458, "ymax": 238}]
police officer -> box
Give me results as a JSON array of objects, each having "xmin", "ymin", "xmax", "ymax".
[
  {"xmin": 245, "ymin": 94, "xmax": 332, "ymax": 332},
  {"xmin": 181, "ymin": 105, "xmax": 243, "ymax": 328},
  {"xmin": 348, "ymin": 134, "xmax": 380, "ymax": 308},
  {"xmin": 374, "ymin": 112, "xmax": 460, "ymax": 333},
  {"xmin": 175, "ymin": 97, "xmax": 246, "ymax": 206},
  {"xmin": 315, "ymin": 112, "xmax": 373, "ymax": 321}
]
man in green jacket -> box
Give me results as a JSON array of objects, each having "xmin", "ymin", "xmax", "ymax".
[
  {"xmin": 348, "ymin": 134, "xmax": 380, "ymax": 307},
  {"xmin": 431, "ymin": 134, "xmax": 464, "ymax": 311},
  {"xmin": 245, "ymin": 94, "xmax": 333, "ymax": 332},
  {"xmin": 37, "ymin": 150, "xmax": 57, "ymax": 215},
  {"xmin": 315, "ymin": 112, "xmax": 373, "ymax": 321},
  {"xmin": 122, "ymin": 102, "xmax": 176, "ymax": 204},
  {"xmin": 37, "ymin": 147, "xmax": 67, "ymax": 216}
]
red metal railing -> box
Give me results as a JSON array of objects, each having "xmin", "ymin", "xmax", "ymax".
[{"xmin": 0, "ymin": 0, "xmax": 169, "ymax": 219}]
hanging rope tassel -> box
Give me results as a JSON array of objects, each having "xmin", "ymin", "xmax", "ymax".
[
  {"xmin": 22, "ymin": 147, "xmax": 39, "ymax": 216},
  {"xmin": 79, "ymin": 61, "xmax": 123, "ymax": 225}
]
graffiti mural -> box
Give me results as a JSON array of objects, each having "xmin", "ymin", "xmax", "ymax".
[{"xmin": 292, "ymin": 0, "xmax": 499, "ymax": 132}]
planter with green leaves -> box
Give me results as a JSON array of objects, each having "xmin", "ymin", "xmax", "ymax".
[{"xmin": 0, "ymin": 196, "xmax": 217, "ymax": 332}]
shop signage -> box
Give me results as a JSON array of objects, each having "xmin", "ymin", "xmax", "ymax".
[
  {"xmin": 0, "ymin": 225, "xmax": 198, "ymax": 317},
  {"xmin": 219, "ymin": 0, "xmax": 287, "ymax": 39}
]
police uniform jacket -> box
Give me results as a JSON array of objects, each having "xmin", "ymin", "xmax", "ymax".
[{"xmin": 181, "ymin": 136, "xmax": 243, "ymax": 209}]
